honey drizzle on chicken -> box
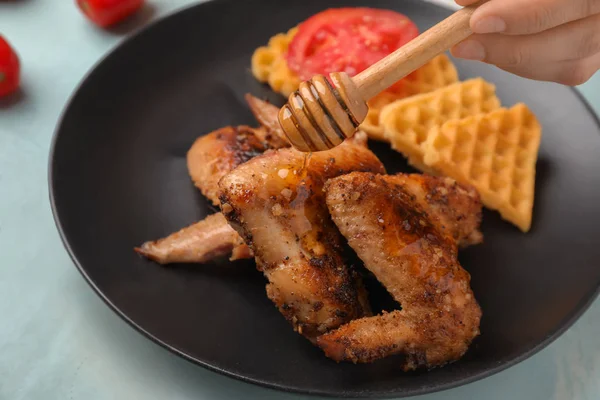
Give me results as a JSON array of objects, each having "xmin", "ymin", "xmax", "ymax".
[{"xmin": 316, "ymin": 173, "xmax": 482, "ymax": 370}]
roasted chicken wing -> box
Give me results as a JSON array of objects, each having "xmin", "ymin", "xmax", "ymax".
[
  {"xmin": 137, "ymin": 96, "xmax": 289, "ymax": 264},
  {"xmin": 317, "ymin": 172, "xmax": 482, "ymax": 370},
  {"xmin": 219, "ymin": 133, "xmax": 385, "ymax": 340},
  {"xmin": 135, "ymin": 213, "xmax": 252, "ymax": 264},
  {"xmin": 137, "ymin": 125, "xmax": 264, "ymax": 264}
]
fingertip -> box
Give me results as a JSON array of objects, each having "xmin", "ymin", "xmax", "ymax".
[
  {"xmin": 471, "ymin": 15, "xmax": 506, "ymax": 34},
  {"xmin": 469, "ymin": 1, "xmax": 507, "ymax": 34},
  {"xmin": 451, "ymin": 40, "xmax": 486, "ymax": 61}
]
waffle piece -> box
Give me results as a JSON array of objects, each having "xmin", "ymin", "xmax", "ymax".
[
  {"xmin": 380, "ymin": 78, "xmax": 501, "ymax": 170},
  {"xmin": 251, "ymin": 27, "xmax": 300, "ymax": 97},
  {"xmin": 360, "ymin": 54, "xmax": 459, "ymax": 141},
  {"xmin": 422, "ymin": 103, "xmax": 542, "ymax": 232}
]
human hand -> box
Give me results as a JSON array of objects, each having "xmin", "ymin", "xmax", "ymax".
[{"xmin": 450, "ymin": 0, "xmax": 600, "ymax": 85}]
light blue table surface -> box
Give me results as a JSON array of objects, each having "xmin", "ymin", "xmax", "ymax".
[{"xmin": 1, "ymin": 1, "xmax": 599, "ymax": 399}]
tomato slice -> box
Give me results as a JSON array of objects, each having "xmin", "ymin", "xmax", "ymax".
[{"xmin": 286, "ymin": 8, "xmax": 419, "ymax": 82}]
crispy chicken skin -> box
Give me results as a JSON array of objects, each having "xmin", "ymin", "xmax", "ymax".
[
  {"xmin": 387, "ymin": 174, "xmax": 483, "ymax": 247},
  {"xmin": 317, "ymin": 173, "xmax": 482, "ymax": 370},
  {"xmin": 219, "ymin": 133, "xmax": 385, "ymax": 340},
  {"xmin": 187, "ymin": 125, "xmax": 269, "ymax": 206},
  {"xmin": 135, "ymin": 213, "xmax": 252, "ymax": 264}
]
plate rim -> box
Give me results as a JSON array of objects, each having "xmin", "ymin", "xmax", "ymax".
[{"xmin": 47, "ymin": 0, "xmax": 600, "ymax": 397}]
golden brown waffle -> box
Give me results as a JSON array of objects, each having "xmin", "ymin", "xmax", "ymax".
[
  {"xmin": 360, "ymin": 54, "xmax": 459, "ymax": 141},
  {"xmin": 251, "ymin": 27, "xmax": 300, "ymax": 97},
  {"xmin": 380, "ymin": 78, "xmax": 501, "ymax": 169},
  {"xmin": 422, "ymin": 103, "xmax": 542, "ymax": 232}
]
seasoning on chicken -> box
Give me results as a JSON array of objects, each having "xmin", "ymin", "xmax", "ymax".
[
  {"xmin": 219, "ymin": 132, "xmax": 384, "ymax": 340},
  {"xmin": 387, "ymin": 174, "xmax": 483, "ymax": 247},
  {"xmin": 317, "ymin": 172, "xmax": 482, "ymax": 370}
]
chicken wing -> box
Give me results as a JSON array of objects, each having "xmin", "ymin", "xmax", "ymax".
[
  {"xmin": 317, "ymin": 172, "xmax": 482, "ymax": 370},
  {"xmin": 219, "ymin": 132, "xmax": 385, "ymax": 340},
  {"xmin": 138, "ymin": 96, "xmax": 290, "ymax": 265},
  {"xmin": 135, "ymin": 213, "xmax": 252, "ymax": 264},
  {"xmin": 137, "ymin": 125, "xmax": 264, "ymax": 264}
]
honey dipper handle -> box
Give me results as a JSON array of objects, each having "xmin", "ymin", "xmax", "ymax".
[{"xmin": 353, "ymin": 4, "xmax": 480, "ymax": 100}]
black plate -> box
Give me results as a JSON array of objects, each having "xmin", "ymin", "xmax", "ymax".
[{"xmin": 49, "ymin": 0, "xmax": 600, "ymax": 397}]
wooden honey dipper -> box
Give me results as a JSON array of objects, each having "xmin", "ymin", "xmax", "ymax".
[{"xmin": 278, "ymin": 2, "xmax": 484, "ymax": 152}]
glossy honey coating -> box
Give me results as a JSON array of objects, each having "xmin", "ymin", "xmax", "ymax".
[{"xmin": 278, "ymin": 72, "xmax": 368, "ymax": 152}]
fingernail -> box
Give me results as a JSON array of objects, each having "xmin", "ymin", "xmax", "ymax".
[
  {"xmin": 472, "ymin": 16, "xmax": 506, "ymax": 34},
  {"xmin": 452, "ymin": 40, "xmax": 486, "ymax": 61}
]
